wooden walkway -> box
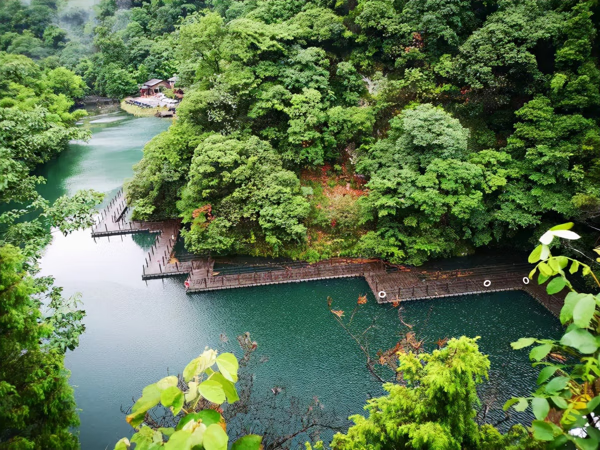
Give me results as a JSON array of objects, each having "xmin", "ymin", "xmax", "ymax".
[
  {"xmin": 90, "ymin": 191, "xmax": 566, "ymax": 316},
  {"xmin": 185, "ymin": 260, "xmax": 383, "ymax": 293},
  {"xmin": 91, "ymin": 189, "xmax": 210, "ymax": 280}
]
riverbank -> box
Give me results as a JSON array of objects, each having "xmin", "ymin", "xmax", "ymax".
[{"xmin": 120, "ymin": 99, "xmax": 169, "ymax": 117}]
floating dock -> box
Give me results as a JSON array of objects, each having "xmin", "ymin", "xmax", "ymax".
[{"xmin": 91, "ymin": 191, "xmax": 565, "ymax": 316}]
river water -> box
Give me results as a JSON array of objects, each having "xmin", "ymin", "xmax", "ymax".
[{"xmin": 36, "ymin": 111, "xmax": 562, "ymax": 449}]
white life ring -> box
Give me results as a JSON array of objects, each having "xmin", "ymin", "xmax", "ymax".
[
  {"xmin": 483, "ymin": 280, "xmax": 491, "ymax": 287},
  {"xmin": 184, "ymin": 280, "xmax": 190, "ymax": 288},
  {"xmin": 378, "ymin": 291, "xmax": 387, "ymax": 299},
  {"xmin": 523, "ymin": 277, "xmax": 530, "ymax": 285}
]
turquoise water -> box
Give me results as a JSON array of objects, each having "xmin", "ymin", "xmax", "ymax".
[{"xmin": 36, "ymin": 112, "xmax": 562, "ymax": 449}]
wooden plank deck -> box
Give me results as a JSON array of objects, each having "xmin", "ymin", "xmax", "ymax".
[
  {"xmin": 90, "ymin": 191, "xmax": 567, "ymax": 317},
  {"xmin": 185, "ymin": 261, "xmax": 383, "ymax": 293}
]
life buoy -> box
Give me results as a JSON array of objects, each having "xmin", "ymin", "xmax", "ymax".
[
  {"xmin": 184, "ymin": 280, "xmax": 190, "ymax": 288},
  {"xmin": 378, "ymin": 290, "xmax": 387, "ymax": 299},
  {"xmin": 523, "ymin": 277, "xmax": 530, "ymax": 285},
  {"xmin": 483, "ymin": 280, "xmax": 491, "ymax": 287}
]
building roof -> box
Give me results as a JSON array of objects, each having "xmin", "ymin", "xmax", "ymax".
[
  {"xmin": 168, "ymin": 76, "xmax": 178, "ymax": 82},
  {"xmin": 142, "ymin": 79, "xmax": 164, "ymax": 87}
]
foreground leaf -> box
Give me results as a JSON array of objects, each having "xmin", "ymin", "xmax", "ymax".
[
  {"xmin": 232, "ymin": 435, "xmax": 263, "ymax": 450},
  {"xmin": 561, "ymin": 329, "xmax": 598, "ymax": 354},
  {"xmin": 204, "ymin": 423, "xmax": 229, "ymax": 450},
  {"xmin": 531, "ymin": 397, "xmax": 550, "ymax": 420},
  {"xmin": 572, "ymin": 295, "xmax": 596, "ymax": 329},
  {"xmin": 532, "ymin": 420, "xmax": 554, "ymax": 441},
  {"xmin": 198, "ymin": 380, "xmax": 226, "ymax": 404}
]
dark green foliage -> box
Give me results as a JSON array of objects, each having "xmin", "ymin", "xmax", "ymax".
[
  {"xmin": 116, "ymin": 0, "xmax": 600, "ymax": 262},
  {"xmin": 177, "ymin": 134, "xmax": 310, "ymax": 254},
  {"xmin": 0, "ymin": 246, "xmax": 80, "ymax": 449}
]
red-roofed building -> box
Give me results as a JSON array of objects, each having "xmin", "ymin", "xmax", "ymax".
[{"xmin": 139, "ymin": 79, "xmax": 170, "ymax": 96}]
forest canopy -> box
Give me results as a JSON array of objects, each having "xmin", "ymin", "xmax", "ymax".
[
  {"xmin": 2, "ymin": 0, "xmax": 600, "ymax": 265},
  {"xmin": 120, "ymin": 0, "xmax": 600, "ymax": 264}
]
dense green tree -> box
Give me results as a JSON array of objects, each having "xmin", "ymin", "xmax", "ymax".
[
  {"xmin": 358, "ymin": 104, "xmax": 495, "ymax": 264},
  {"xmin": 497, "ymin": 96, "xmax": 600, "ymax": 229},
  {"xmin": 178, "ymin": 134, "xmax": 310, "ymax": 254},
  {"xmin": 318, "ymin": 337, "xmax": 540, "ymax": 450},
  {"xmin": 0, "ymin": 247, "xmax": 80, "ymax": 449}
]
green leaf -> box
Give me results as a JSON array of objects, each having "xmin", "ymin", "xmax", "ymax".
[
  {"xmin": 529, "ymin": 267, "xmax": 537, "ymax": 279},
  {"xmin": 556, "ymin": 256, "xmax": 569, "ymax": 269},
  {"xmin": 165, "ymin": 429, "xmax": 193, "ymax": 450},
  {"xmin": 114, "ymin": 438, "xmax": 130, "ymax": 450},
  {"xmin": 561, "ymin": 292, "xmax": 587, "ymax": 324},
  {"xmin": 503, "ymin": 397, "xmax": 520, "ymax": 411},
  {"xmin": 537, "ymin": 366, "xmax": 558, "ymax": 385},
  {"xmin": 587, "ymin": 426, "xmax": 600, "ymax": 442},
  {"xmin": 183, "ymin": 350, "xmax": 217, "ymax": 382},
  {"xmin": 158, "ymin": 427, "xmax": 175, "ymax": 437},
  {"xmin": 203, "ymin": 423, "xmax": 228, "ymax": 450},
  {"xmin": 530, "ymin": 344, "xmax": 553, "ymax": 362},
  {"xmin": 551, "ymin": 396, "xmax": 568, "ymax": 409},
  {"xmin": 511, "ymin": 337, "xmax": 536, "ymax": 350},
  {"xmin": 587, "ymin": 396, "xmax": 600, "ymax": 413},
  {"xmin": 546, "ymin": 277, "xmax": 566, "ymax": 295},
  {"xmin": 185, "ymin": 381, "xmax": 198, "ymax": 403},
  {"xmin": 561, "ymin": 329, "xmax": 599, "ymax": 354},
  {"xmin": 573, "ymin": 295, "xmax": 596, "ymax": 328},
  {"xmin": 210, "ymin": 372, "xmax": 240, "ymax": 403},
  {"xmin": 161, "ymin": 386, "xmax": 184, "ymax": 415},
  {"xmin": 157, "ymin": 376, "xmax": 178, "ymax": 391},
  {"xmin": 531, "ymin": 397, "xmax": 550, "ymax": 420},
  {"xmin": 550, "ymin": 222, "xmax": 574, "ymax": 231},
  {"xmin": 198, "ymin": 380, "xmax": 226, "ymax": 404},
  {"xmin": 570, "ymin": 260, "xmax": 580, "ymax": 274},
  {"xmin": 532, "ymin": 420, "xmax": 554, "ymax": 441},
  {"xmin": 514, "ymin": 398, "xmax": 529, "ymax": 412},
  {"xmin": 176, "ymin": 410, "xmax": 223, "ymax": 431},
  {"xmin": 126, "ymin": 383, "xmax": 162, "ymax": 427},
  {"xmin": 575, "ymin": 438, "xmax": 599, "ymax": 450},
  {"xmin": 232, "ymin": 435, "xmax": 263, "ymax": 450},
  {"xmin": 548, "ymin": 258, "xmax": 561, "ymax": 273},
  {"xmin": 539, "ymin": 262, "xmax": 553, "ymax": 277},
  {"xmin": 529, "ymin": 245, "xmax": 543, "ymax": 263},
  {"xmin": 538, "ymin": 273, "xmax": 550, "ymax": 285},
  {"xmin": 216, "ymin": 353, "xmax": 239, "ymax": 382},
  {"xmin": 545, "ymin": 376, "xmax": 570, "ymax": 394}
]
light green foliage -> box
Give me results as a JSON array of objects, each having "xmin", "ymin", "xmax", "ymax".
[
  {"xmin": 115, "ymin": 349, "xmax": 262, "ymax": 450},
  {"xmin": 327, "ymin": 337, "xmax": 539, "ymax": 450},
  {"xmin": 506, "ymin": 224, "xmax": 600, "ymax": 449},
  {"xmin": 47, "ymin": 190, "xmax": 106, "ymax": 235},
  {"xmin": 0, "ymin": 53, "xmax": 102, "ymax": 259},
  {"xmin": 45, "ymin": 66, "xmax": 86, "ymax": 99}
]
